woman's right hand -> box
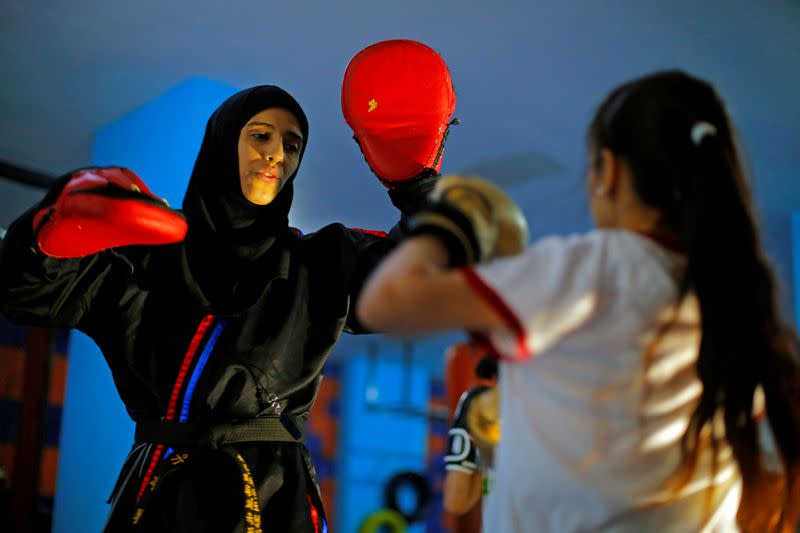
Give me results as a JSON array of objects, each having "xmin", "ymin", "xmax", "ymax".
[{"xmin": 33, "ymin": 167, "xmax": 187, "ymax": 258}]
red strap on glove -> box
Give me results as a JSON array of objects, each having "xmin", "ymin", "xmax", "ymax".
[
  {"xmin": 342, "ymin": 39, "xmax": 456, "ymax": 186},
  {"xmin": 33, "ymin": 167, "xmax": 188, "ymax": 258}
]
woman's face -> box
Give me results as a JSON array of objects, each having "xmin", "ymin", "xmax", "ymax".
[{"xmin": 238, "ymin": 108, "xmax": 304, "ymax": 206}]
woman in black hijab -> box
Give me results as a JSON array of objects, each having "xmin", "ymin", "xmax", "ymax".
[{"xmin": 0, "ymin": 85, "xmax": 437, "ymax": 532}]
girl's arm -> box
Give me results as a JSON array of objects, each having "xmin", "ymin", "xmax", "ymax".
[
  {"xmin": 443, "ymin": 470, "xmax": 483, "ymax": 515},
  {"xmin": 356, "ymin": 235, "xmax": 506, "ymax": 335}
]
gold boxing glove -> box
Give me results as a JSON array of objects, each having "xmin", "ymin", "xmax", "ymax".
[{"xmin": 408, "ymin": 174, "xmax": 529, "ymax": 266}]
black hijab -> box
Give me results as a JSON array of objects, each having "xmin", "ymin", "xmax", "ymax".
[{"xmin": 181, "ymin": 86, "xmax": 309, "ymax": 311}]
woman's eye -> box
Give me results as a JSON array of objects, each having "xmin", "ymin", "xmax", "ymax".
[
  {"xmin": 286, "ymin": 143, "xmax": 300, "ymax": 154},
  {"xmin": 252, "ymin": 132, "xmax": 270, "ymax": 141}
]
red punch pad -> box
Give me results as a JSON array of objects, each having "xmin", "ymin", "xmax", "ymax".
[
  {"xmin": 33, "ymin": 167, "xmax": 188, "ymax": 258},
  {"xmin": 342, "ymin": 39, "xmax": 456, "ymax": 185}
]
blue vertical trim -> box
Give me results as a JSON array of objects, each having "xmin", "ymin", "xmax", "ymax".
[
  {"xmin": 179, "ymin": 320, "xmax": 226, "ymax": 423},
  {"xmin": 163, "ymin": 318, "xmax": 226, "ymax": 461}
]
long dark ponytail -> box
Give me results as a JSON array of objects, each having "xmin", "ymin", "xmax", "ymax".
[{"xmin": 588, "ymin": 70, "xmax": 800, "ymax": 531}]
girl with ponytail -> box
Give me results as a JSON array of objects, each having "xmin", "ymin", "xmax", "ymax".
[{"xmin": 357, "ymin": 70, "xmax": 800, "ymax": 532}]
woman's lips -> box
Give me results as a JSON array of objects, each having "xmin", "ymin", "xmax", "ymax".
[{"xmin": 255, "ymin": 170, "xmax": 280, "ymax": 182}]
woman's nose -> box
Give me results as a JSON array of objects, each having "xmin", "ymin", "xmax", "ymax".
[{"xmin": 263, "ymin": 141, "xmax": 284, "ymax": 164}]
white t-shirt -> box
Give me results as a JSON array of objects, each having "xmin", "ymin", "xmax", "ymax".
[{"xmin": 462, "ymin": 229, "xmax": 742, "ymax": 533}]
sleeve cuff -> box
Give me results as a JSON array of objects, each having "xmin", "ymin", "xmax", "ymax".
[
  {"xmin": 445, "ymin": 463, "xmax": 478, "ymax": 474},
  {"xmin": 459, "ymin": 266, "xmax": 531, "ymax": 361}
]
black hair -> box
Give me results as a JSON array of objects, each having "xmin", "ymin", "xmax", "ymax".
[{"xmin": 475, "ymin": 356, "xmax": 498, "ymax": 380}]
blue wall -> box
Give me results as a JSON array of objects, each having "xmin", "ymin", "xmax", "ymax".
[
  {"xmin": 337, "ymin": 349, "xmax": 431, "ymax": 533},
  {"xmin": 52, "ymin": 77, "xmax": 238, "ymax": 533}
]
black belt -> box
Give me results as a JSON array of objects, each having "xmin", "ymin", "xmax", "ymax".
[{"xmin": 135, "ymin": 414, "xmax": 306, "ymax": 450}]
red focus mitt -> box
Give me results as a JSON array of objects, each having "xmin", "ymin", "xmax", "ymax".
[
  {"xmin": 342, "ymin": 39, "xmax": 457, "ymax": 187},
  {"xmin": 32, "ymin": 167, "xmax": 188, "ymax": 258}
]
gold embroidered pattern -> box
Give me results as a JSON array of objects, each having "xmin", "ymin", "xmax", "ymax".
[
  {"xmin": 169, "ymin": 453, "xmax": 189, "ymax": 466},
  {"xmin": 234, "ymin": 452, "xmax": 263, "ymax": 533}
]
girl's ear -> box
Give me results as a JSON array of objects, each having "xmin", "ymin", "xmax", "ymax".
[{"xmin": 598, "ymin": 149, "xmax": 621, "ymax": 196}]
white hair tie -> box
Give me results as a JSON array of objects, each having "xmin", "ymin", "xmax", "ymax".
[{"xmin": 691, "ymin": 121, "xmax": 717, "ymax": 145}]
